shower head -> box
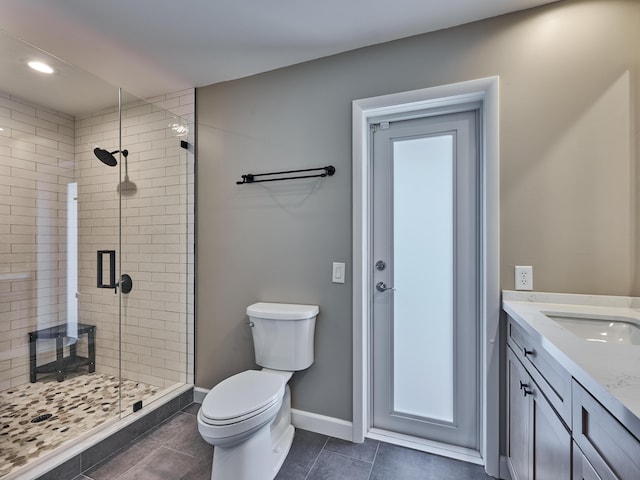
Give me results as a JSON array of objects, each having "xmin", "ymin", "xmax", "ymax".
[{"xmin": 93, "ymin": 148, "xmax": 128, "ymax": 167}]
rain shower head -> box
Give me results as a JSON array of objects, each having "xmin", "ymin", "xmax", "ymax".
[{"xmin": 93, "ymin": 148, "xmax": 128, "ymax": 167}]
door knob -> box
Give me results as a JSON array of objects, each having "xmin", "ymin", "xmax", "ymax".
[{"xmin": 376, "ymin": 282, "xmax": 395, "ymax": 292}]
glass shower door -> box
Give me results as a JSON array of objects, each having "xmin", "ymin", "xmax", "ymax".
[{"xmin": 115, "ymin": 90, "xmax": 194, "ymax": 419}]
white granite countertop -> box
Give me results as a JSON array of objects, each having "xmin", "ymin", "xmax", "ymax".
[{"xmin": 502, "ymin": 290, "xmax": 640, "ymax": 439}]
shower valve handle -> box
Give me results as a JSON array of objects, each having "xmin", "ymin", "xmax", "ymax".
[{"xmin": 117, "ymin": 274, "xmax": 133, "ymax": 295}]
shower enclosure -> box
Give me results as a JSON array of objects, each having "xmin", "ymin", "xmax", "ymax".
[{"xmin": 0, "ymin": 30, "xmax": 194, "ymax": 479}]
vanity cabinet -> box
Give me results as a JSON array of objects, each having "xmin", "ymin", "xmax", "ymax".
[
  {"xmin": 507, "ymin": 347, "xmax": 571, "ymax": 480},
  {"xmin": 572, "ymin": 380, "xmax": 640, "ymax": 479},
  {"xmin": 506, "ymin": 313, "xmax": 640, "ymax": 480}
]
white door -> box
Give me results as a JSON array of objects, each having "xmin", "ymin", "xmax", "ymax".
[{"xmin": 371, "ymin": 110, "xmax": 480, "ymax": 449}]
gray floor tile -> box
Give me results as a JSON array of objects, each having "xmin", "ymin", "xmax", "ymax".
[
  {"xmin": 370, "ymin": 443, "xmax": 493, "ymax": 480},
  {"xmin": 181, "ymin": 402, "xmax": 201, "ymax": 415},
  {"xmin": 324, "ymin": 437, "xmax": 379, "ymax": 463},
  {"xmin": 276, "ymin": 429, "xmax": 328, "ymax": 479},
  {"xmin": 145, "ymin": 411, "xmax": 213, "ymax": 460},
  {"xmin": 307, "ymin": 450, "xmax": 372, "ymax": 480},
  {"xmin": 85, "ymin": 441, "xmax": 159, "ymax": 480},
  {"xmin": 116, "ymin": 446, "xmax": 208, "ymax": 480},
  {"xmin": 369, "ymin": 442, "xmax": 433, "ymax": 479},
  {"xmin": 426, "ymin": 454, "xmax": 493, "ymax": 479}
]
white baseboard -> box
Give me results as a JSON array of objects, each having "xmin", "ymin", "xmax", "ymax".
[
  {"xmin": 193, "ymin": 386, "xmax": 208, "ymax": 404},
  {"xmin": 500, "ymin": 455, "xmax": 513, "ymax": 480},
  {"xmin": 291, "ymin": 408, "xmax": 353, "ymax": 442}
]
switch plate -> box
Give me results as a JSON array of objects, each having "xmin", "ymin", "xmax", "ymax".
[
  {"xmin": 515, "ymin": 265, "xmax": 533, "ymax": 291},
  {"xmin": 332, "ymin": 262, "xmax": 345, "ymax": 284}
]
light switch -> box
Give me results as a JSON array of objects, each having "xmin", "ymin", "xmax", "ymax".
[{"xmin": 332, "ymin": 262, "xmax": 345, "ymax": 284}]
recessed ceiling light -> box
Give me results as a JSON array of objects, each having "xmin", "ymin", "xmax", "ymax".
[{"xmin": 28, "ymin": 61, "xmax": 54, "ymax": 74}]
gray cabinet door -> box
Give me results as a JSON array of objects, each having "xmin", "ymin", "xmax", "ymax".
[
  {"xmin": 508, "ymin": 347, "xmax": 532, "ymax": 480},
  {"xmin": 507, "ymin": 346, "xmax": 571, "ymax": 480},
  {"xmin": 532, "ymin": 380, "xmax": 571, "ymax": 479}
]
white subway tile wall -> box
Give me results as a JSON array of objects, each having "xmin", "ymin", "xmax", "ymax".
[
  {"xmin": 0, "ymin": 91, "xmax": 75, "ymax": 390},
  {"xmin": 0, "ymin": 88, "xmax": 194, "ymax": 391}
]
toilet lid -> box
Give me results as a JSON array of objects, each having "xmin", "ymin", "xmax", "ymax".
[{"xmin": 201, "ymin": 370, "xmax": 285, "ymax": 423}]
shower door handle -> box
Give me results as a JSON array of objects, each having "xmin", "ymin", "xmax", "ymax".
[
  {"xmin": 97, "ymin": 250, "xmax": 116, "ymax": 289},
  {"xmin": 97, "ymin": 251, "xmax": 133, "ymax": 294}
]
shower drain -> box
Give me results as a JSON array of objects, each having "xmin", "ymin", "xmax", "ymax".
[{"xmin": 30, "ymin": 413, "xmax": 53, "ymax": 424}]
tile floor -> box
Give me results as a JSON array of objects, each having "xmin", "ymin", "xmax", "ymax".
[{"xmin": 68, "ymin": 403, "xmax": 495, "ymax": 480}]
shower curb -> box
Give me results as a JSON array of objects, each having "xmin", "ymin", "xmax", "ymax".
[{"xmin": 32, "ymin": 387, "xmax": 194, "ymax": 480}]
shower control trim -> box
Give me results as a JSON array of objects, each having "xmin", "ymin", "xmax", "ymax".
[{"xmin": 118, "ymin": 274, "xmax": 133, "ymax": 294}]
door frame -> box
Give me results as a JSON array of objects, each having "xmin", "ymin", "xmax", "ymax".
[{"xmin": 351, "ymin": 76, "xmax": 500, "ymax": 476}]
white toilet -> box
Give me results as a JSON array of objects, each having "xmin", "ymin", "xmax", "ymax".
[{"xmin": 197, "ymin": 302, "xmax": 318, "ymax": 480}]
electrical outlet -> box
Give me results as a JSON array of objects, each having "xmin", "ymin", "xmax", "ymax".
[{"xmin": 515, "ymin": 266, "xmax": 533, "ymax": 291}]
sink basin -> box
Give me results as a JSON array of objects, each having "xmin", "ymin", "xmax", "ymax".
[{"xmin": 542, "ymin": 312, "xmax": 640, "ymax": 345}]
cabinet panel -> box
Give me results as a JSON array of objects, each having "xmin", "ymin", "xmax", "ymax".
[
  {"xmin": 508, "ymin": 347, "xmax": 531, "ymax": 480},
  {"xmin": 508, "ymin": 318, "xmax": 572, "ymax": 424},
  {"xmin": 573, "ymin": 443, "xmax": 603, "ymax": 480},
  {"xmin": 573, "ymin": 380, "xmax": 640, "ymax": 479},
  {"xmin": 533, "ymin": 384, "xmax": 571, "ymax": 479}
]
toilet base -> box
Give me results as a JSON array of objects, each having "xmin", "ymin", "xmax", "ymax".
[
  {"xmin": 208, "ymin": 386, "xmax": 295, "ymax": 480},
  {"xmin": 272, "ymin": 424, "xmax": 294, "ymax": 476},
  {"xmin": 209, "ymin": 423, "xmax": 295, "ymax": 480},
  {"xmin": 212, "ymin": 422, "xmax": 271, "ymax": 480}
]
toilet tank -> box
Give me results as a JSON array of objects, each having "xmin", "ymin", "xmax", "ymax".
[{"xmin": 247, "ymin": 302, "xmax": 318, "ymax": 371}]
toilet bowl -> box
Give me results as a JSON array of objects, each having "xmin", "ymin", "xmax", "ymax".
[
  {"xmin": 198, "ymin": 370, "xmax": 288, "ymax": 447},
  {"xmin": 197, "ymin": 302, "xmax": 318, "ymax": 480}
]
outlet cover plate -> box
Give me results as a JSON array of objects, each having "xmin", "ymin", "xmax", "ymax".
[{"xmin": 515, "ymin": 265, "xmax": 533, "ymax": 291}]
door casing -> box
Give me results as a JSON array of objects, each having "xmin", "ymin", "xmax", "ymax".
[{"xmin": 351, "ymin": 76, "xmax": 501, "ymax": 477}]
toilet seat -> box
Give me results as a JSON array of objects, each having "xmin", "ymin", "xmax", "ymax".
[{"xmin": 200, "ymin": 370, "xmax": 285, "ymax": 426}]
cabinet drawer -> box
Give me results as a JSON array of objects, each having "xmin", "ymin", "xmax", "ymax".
[
  {"xmin": 573, "ymin": 380, "xmax": 640, "ymax": 480},
  {"xmin": 507, "ymin": 317, "xmax": 572, "ymax": 424},
  {"xmin": 573, "ymin": 442, "xmax": 602, "ymax": 480}
]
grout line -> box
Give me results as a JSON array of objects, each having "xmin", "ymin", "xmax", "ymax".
[
  {"xmin": 367, "ymin": 442, "xmax": 381, "ymax": 479},
  {"xmin": 303, "ymin": 436, "xmax": 329, "ymax": 480},
  {"xmin": 321, "ymin": 449, "xmax": 374, "ymax": 465}
]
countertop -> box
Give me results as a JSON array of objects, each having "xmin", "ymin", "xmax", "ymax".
[{"xmin": 502, "ymin": 290, "xmax": 640, "ymax": 440}]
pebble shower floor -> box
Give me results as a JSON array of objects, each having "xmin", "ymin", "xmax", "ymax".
[{"xmin": 0, "ymin": 373, "xmax": 159, "ymax": 478}]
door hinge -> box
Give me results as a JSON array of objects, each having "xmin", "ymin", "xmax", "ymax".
[{"xmin": 371, "ymin": 121, "xmax": 390, "ymax": 132}]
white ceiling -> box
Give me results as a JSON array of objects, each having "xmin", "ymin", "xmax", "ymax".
[{"xmin": 0, "ymin": 0, "xmax": 559, "ymax": 115}]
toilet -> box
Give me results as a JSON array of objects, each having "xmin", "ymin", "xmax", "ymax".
[{"xmin": 197, "ymin": 302, "xmax": 318, "ymax": 480}]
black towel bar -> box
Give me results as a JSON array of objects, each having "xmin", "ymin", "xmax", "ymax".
[{"xmin": 236, "ymin": 166, "xmax": 335, "ymax": 185}]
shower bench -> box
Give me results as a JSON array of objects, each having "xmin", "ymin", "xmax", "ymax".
[{"xmin": 28, "ymin": 323, "xmax": 96, "ymax": 382}]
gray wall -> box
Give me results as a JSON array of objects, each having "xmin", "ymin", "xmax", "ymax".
[{"xmin": 196, "ymin": 0, "xmax": 640, "ymax": 422}]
